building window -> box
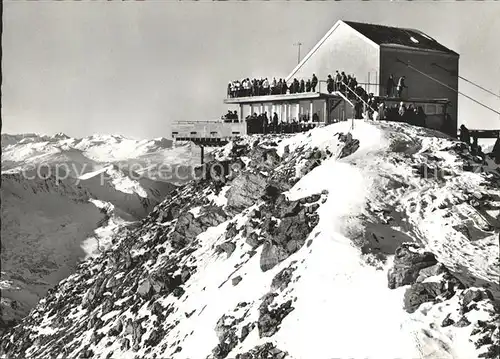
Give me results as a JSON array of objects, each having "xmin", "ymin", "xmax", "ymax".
[{"xmin": 426, "ymin": 104, "xmax": 437, "ymax": 115}]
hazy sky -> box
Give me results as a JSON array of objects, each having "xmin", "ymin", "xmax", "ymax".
[{"xmin": 3, "ymin": 1, "xmax": 500, "ymax": 139}]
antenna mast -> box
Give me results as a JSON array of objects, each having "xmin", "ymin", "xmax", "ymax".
[{"xmin": 293, "ymin": 42, "xmax": 302, "ymax": 64}]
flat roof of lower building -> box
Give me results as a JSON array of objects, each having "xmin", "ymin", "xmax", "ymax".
[
  {"xmin": 224, "ymin": 92, "xmax": 335, "ymax": 104},
  {"xmin": 467, "ymin": 129, "xmax": 500, "ymax": 138}
]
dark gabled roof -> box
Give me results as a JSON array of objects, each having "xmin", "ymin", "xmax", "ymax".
[{"xmin": 344, "ymin": 21, "xmax": 459, "ymax": 56}]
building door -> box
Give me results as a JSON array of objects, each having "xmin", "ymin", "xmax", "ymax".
[{"xmin": 367, "ymin": 70, "xmax": 378, "ymax": 95}]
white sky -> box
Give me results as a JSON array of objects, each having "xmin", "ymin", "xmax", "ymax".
[{"xmin": 2, "ymin": 1, "xmax": 500, "ymax": 139}]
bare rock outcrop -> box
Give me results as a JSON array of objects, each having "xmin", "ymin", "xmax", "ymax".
[
  {"xmin": 227, "ymin": 173, "xmax": 268, "ymax": 211},
  {"xmin": 387, "ymin": 243, "xmax": 438, "ymax": 289},
  {"xmin": 257, "ymin": 293, "xmax": 294, "ymax": 338},
  {"xmin": 235, "ymin": 342, "xmax": 288, "ymax": 359}
]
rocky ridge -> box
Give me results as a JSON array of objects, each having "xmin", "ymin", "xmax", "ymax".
[{"xmin": 1, "ymin": 122, "xmax": 499, "ymax": 359}]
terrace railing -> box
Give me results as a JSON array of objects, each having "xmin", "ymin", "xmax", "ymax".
[{"xmin": 226, "ymin": 78, "xmax": 382, "ymax": 98}]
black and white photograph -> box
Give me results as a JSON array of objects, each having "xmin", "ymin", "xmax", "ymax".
[{"xmin": 1, "ymin": 1, "xmax": 500, "ymax": 358}]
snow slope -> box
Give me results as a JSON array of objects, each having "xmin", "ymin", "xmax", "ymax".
[{"xmin": 1, "ymin": 122, "xmax": 499, "ymax": 359}]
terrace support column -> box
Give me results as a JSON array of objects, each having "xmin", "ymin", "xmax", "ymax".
[
  {"xmin": 323, "ymin": 100, "xmax": 327, "ymax": 124},
  {"xmin": 239, "ymin": 104, "xmax": 243, "ymax": 122},
  {"xmin": 296, "ymin": 103, "xmax": 300, "ymax": 122},
  {"xmin": 309, "ymin": 101, "xmax": 314, "ymax": 123},
  {"xmin": 260, "ymin": 103, "xmax": 264, "ymax": 114}
]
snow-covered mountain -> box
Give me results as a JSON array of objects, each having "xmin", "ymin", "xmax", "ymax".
[
  {"xmin": 1, "ymin": 133, "xmax": 200, "ymax": 184},
  {"xmin": 1, "ymin": 121, "xmax": 498, "ymax": 359},
  {"xmin": 1, "ymin": 133, "xmax": 189, "ymax": 330}
]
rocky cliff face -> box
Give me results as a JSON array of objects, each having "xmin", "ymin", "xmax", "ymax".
[
  {"xmin": 1, "ymin": 173, "xmax": 107, "ymax": 330},
  {"xmin": 1, "ymin": 122, "xmax": 499, "ymax": 359},
  {"xmin": 0, "ymin": 165, "xmax": 175, "ymax": 331}
]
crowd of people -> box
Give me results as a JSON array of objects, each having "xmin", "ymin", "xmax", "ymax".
[
  {"xmin": 245, "ymin": 111, "xmax": 318, "ymax": 135},
  {"xmin": 227, "ymin": 72, "xmax": 363, "ymax": 98},
  {"xmin": 227, "ymin": 75, "xmax": 321, "ymax": 98},
  {"xmin": 354, "ymin": 95, "xmax": 455, "ymax": 136},
  {"xmin": 382, "ymin": 102, "xmax": 427, "ymax": 126},
  {"xmin": 221, "ymin": 110, "xmax": 239, "ymax": 123},
  {"xmin": 228, "ymin": 73, "xmax": 409, "ymax": 100}
]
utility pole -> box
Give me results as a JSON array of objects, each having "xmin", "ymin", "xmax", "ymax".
[{"xmin": 293, "ymin": 42, "xmax": 302, "ymax": 64}]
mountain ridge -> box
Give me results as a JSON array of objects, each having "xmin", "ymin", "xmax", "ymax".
[{"xmin": 1, "ymin": 121, "xmax": 498, "ymax": 359}]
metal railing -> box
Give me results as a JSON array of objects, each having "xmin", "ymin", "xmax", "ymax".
[{"xmin": 171, "ymin": 121, "xmax": 246, "ymax": 138}]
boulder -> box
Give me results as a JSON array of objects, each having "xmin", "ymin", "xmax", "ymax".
[
  {"xmin": 235, "ymin": 342, "xmax": 287, "ymax": 359},
  {"xmin": 174, "ymin": 212, "xmax": 203, "ymax": 240},
  {"xmin": 108, "ymin": 318, "xmax": 123, "ymax": 336},
  {"xmin": 260, "ymin": 242, "xmax": 289, "ymax": 272},
  {"xmin": 225, "ymin": 222, "xmax": 239, "ymax": 240},
  {"xmin": 240, "ymin": 322, "xmax": 255, "ymax": 342},
  {"xmin": 144, "ymin": 328, "xmax": 164, "ymax": 348},
  {"xmin": 199, "ymin": 206, "xmax": 228, "ymax": 228},
  {"xmin": 216, "ymin": 241, "xmax": 236, "ymax": 258},
  {"xmin": 82, "ymin": 286, "xmax": 97, "ymax": 309},
  {"xmin": 120, "ymin": 338, "xmax": 130, "ymax": 351},
  {"xmin": 170, "ymin": 207, "xmax": 228, "ymax": 250},
  {"xmin": 227, "ymin": 173, "xmax": 267, "ymax": 210},
  {"xmin": 246, "ymin": 232, "xmax": 262, "ymax": 249},
  {"xmin": 124, "ymin": 319, "xmax": 134, "ymax": 335},
  {"xmin": 132, "ymin": 321, "xmax": 145, "ymax": 348},
  {"xmin": 441, "ymin": 313, "xmax": 455, "ymax": 327},
  {"xmin": 157, "ymin": 204, "xmax": 180, "ymax": 223},
  {"xmin": 461, "ymin": 288, "xmax": 493, "ymax": 309},
  {"xmin": 172, "ymin": 287, "xmax": 185, "ymax": 298},
  {"xmin": 213, "ymin": 315, "xmax": 239, "ymax": 359},
  {"xmin": 403, "ymin": 282, "xmax": 448, "ymax": 313},
  {"xmin": 180, "ymin": 266, "xmax": 192, "ymax": 284},
  {"xmin": 388, "ymin": 244, "xmax": 438, "ymax": 289},
  {"xmin": 454, "ymin": 316, "xmax": 471, "ymax": 327},
  {"xmin": 278, "ymin": 201, "xmax": 301, "ymax": 219},
  {"xmin": 416, "ymin": 264, "xmax": 446, "ymax": 283},
  {"xmin": 271, "ymin": 264, "xmax": 296, "ymax": 292},
  {"xmin": 275, "ymin": 215, "xmax": 310, "ymax": 255},
  {"xmin": 258, "ymin": 299, "xmax": 294, "ymax": 338},
  {"xmin": 137, "ymin": 278, "xmax": 152, "ymax": 298},
  {"xmin": 232, "ymin": 276, "xmax": 242, "ymax": 286}
]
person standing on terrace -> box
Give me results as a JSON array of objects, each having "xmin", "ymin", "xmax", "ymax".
[
  {"xmin": 311, "ymin": 74, "xmax": 318, "ymax": 92},
  {"xmin": 386, "ymin": 74, "xmax": 396, "ymax": 97}
]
